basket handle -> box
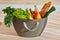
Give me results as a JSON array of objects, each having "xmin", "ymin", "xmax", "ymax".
[{"xmin": 23, "ymin": 22, "xmax": 39, "ymax": 31}]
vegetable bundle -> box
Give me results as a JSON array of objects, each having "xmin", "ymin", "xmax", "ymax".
[{"xmin": 2, "ymin": 2, "xmax": 56, "ymax": 27}]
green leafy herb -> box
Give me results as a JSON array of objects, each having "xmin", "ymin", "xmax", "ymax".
[
  {"xmin": 2, "ymin": 6, "xmax": 16, "ymax": 15},
  {"xmin": 44, "ymin": 6, "xmax": 56, "ymax": 17},
  {"xmin": 4, "ymin": 14, "xmax": 13, "ymax": 27},
  {"xmin": 2, "ymin": 6, "xmax": 16, "ymax": 27}
]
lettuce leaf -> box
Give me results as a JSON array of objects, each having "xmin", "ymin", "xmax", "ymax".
[{"xmin": 13, "ymin": 9, "xmax": 29, "ymax": 20}]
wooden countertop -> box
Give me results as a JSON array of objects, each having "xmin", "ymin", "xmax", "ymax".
[{"xmin": 0, "ymin": 0, "xmax": 60, "ymax": 5}]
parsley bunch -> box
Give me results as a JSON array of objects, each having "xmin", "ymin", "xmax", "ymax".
[{"xmin": 2, "ymin": 7, "xmax": 16, "ymax": 27}]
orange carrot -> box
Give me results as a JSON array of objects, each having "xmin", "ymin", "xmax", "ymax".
[{"xmin": 33, "ymin": 5, "xmax": 41, "ymax": 20}]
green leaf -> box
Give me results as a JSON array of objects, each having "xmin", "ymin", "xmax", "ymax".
[
  {"xmin": 4, "ymin": 14, "xmax": 13, "ymax": 27},
  {"xmin": 2, "ymin": 6, "xmax": 16, "ymax": 15},
  {"xmin": 2, "ymin": 6, "xmax": 16, "ymax": 27},
  {"xmin": 13, "ymin": 9, "xmax": 29, "ymax": 20}
]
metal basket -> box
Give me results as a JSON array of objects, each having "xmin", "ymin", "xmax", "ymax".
[{"xmin": 13, "ymin": 17, "xmax": 47, "ymax": 37}]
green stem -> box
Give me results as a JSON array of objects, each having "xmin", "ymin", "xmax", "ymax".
[{"xmin": 44, "ymin": 6, "xmax": 56, "ymax": 17}]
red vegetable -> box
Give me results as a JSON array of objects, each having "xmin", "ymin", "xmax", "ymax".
[{"xmin": 33, "ymin": 5, "xmax": 41, "ymax": 20}]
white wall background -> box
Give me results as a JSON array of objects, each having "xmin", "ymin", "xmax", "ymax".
[{"xmin": 0, "ymin": 4, "xmax": 60, "ymax": 12}]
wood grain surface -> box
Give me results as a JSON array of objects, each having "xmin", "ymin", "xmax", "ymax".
[
  {"xmin": 0, "ymin": 8, "xmax": 60, "ymax": 40},
  {"xmin": 0, "ymin": 0, "xmax": 60, "ymax": 5}
]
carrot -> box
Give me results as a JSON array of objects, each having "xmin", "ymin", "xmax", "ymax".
[
  {"xmin": 33, "ymin": 5, "xmax": 41, "ymax": 20},
  {"xmin": 40, "ymin": 2, "xmax": 51, "ymax": 17}
]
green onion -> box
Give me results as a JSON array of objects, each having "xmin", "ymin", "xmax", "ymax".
[{"xmin": 44, "ymin": 6, "xmax": 56, "ymax": 17}]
